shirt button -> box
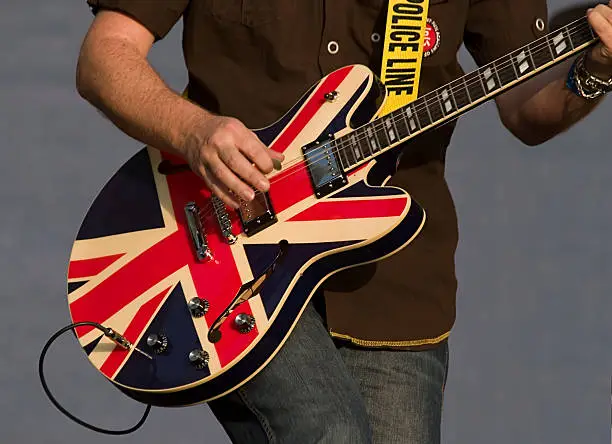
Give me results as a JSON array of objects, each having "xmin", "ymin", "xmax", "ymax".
[
  {"xmin": 327, "ymin": 41, "xmax": 339, "ymax": 54},
  {"xmin": 371, "ymin": 33, "xmax": 381, "ymax": 43}
]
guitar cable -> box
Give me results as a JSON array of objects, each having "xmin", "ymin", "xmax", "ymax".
[{"xmin": 38, "ymin": 321, "xmax": 152, "ymax": 435}]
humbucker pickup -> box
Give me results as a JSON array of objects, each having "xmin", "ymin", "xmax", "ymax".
[
  {"xmin": 302, "ymin": 135, "xmax": 347, "ymax": 199},
  {"xmin": 237, "ymin": 191, "xmax": 277, "ymax": 237}
]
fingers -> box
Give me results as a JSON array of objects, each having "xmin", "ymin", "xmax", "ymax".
[
  {"xmin": 234, "ymin": 126, "xmax": 285, "ymax": 174},
  {"xmin": 239, "ymin": 135, "xmax": 276, "ymax": 175},
  {"xmin": 187, "ymin": 116, "xmax": 287, "ymax": 204},
  {"xmin": 205, "ymin": 150, "xmax": 256, "ymax": 201},
  {"xmin": 588, "ymin": 4, "xmax": 612, "ymax": 51},
  {"xmin": 197, "ymin": 165, "xmax": 240, "ymax": 209}
]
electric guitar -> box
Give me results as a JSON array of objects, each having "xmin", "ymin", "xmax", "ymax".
[{"xmin": 66, "ymin": 16, "xmax": 597, "ymax": 407}]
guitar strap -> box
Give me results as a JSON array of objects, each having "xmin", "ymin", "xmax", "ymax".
[{"xmin": 379, "ymin": 0, "xmax": 430, "ymax": 115}]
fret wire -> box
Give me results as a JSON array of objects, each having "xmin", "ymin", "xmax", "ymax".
[
  {"xmin": 404, "ymin": 102, "xmax": 423, "ymax": 131},
  {"xmin": 392, "ymin": 109, "xmax": 407, "ymax": 139},
  {"xmin": 334, "ymin": 140, "xmax": 346, "ymax": 171},
  {"xmin": 450, "ymin": 82, "xmax": 460, "ymax": 111},
  {"xmin": 373, "ymin": 124, "xmax": 386, "ymax": 150},
  {"xmin": 346, "ymin": 136, "xmax": 357, "ymax": 167},
  {"xmin": 390, "ymin": 112, "xmax": 402, "ymax": 144},
  {"xmin": 346, "ymin": 134, "xmax": 357, "ymax": 165},
  {"xmin": 435, "ymin": 91, "xmax": 445, "ymax": 116},
  {"xmin": 385, "ymin": 115, "xmax": 399, "ymax": 146},
  {"xmin": 565, "ymin": 25, "xmax": 575, "ymax": 50},
  {"xmin": 545, "ymin": 33, "xmax": 556, "ymax": 59},
  {"xmin": 463, "ymin": 76, "xmax": 474, "ymax": 104},
  {"xmin": 393, "ymin": 109, "xmax": 406, "ymax": 139},
  {"xmin": 495, "ymin": 62, "xmax": 504, "ymax": 88},
  {"xmin": 362, "ymin": 128, "xmax": 374, "ymax": 156},
  {"xmin": 355, "ymin": 130, "xmax": 368, "ymax": 159},
  {"xmin": 410, "ymin": 105, "xmax": 422, "ymax": 130},
  {"xmin": 477, "ymin": 70, "xmax": 487, "ymax": 96},
  {"xmin": 453, "ymin": 78, "xmax": 469, "ymax": 109},
  {"xmin": 527, "ymin": 45, "xmax": 536, "ymax": 71},
  {"xmin": 367, "ymin": 125, "xmax": 380, "ymax": 152},
  {"xmin": 509, "ymin": 53, "xmax": 519, "ymax": 79},
  {"xmin": 344, "ymin": 137, "xmax": 354, "ymax": 167},
  {"xmin": 425, "ymin": 98, "xmax": 433, "ymax": 124},
  {"xmin": 378, "ymin": 120, "xmax": 391, "ymax": 148}
]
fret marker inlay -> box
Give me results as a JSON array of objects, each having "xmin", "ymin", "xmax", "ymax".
[
  {"xmin": 366, "ymin": 127, "xmax": 378, "ymax": 151},
  {"xmin": 516, "ymin": 50, "xmax": 530, "ymax": 73},
  {"xmin": 350, "ymin": 134, "xmax": 360, "ymax": 160},
  {"xmin": 406, "ymin": 107, "xmax": 417, "ymax": 131},
  {"xmin": 441, "ymin": 89, "xmax": 453, "ymax": 113},
  {"xmin": 553, "ymin": 32, "xmax": 567, "ymax": 55},
  {"xmin": 483, "ymin": 68, "xmax": 496, "ymax": 90},
  {"xmin": 384, "ymin": 118, "xmax": 396, "ymax": 142}
]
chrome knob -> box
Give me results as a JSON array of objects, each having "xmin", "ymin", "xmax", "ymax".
[
  {"xmin": 324, "ymin": 90, "xmax": 339, "ymax": 102},
  {"xmin": 188, "ymin": 349, "xmax": 209, "ymax": 370},
  {"xmin": 188, "ymin": 297, "xmax": 209, "ymax": 318},
  {"xmin": 234, "ymin": 313, "xmax": 255, "ymax": 334},
  {"xmin": 146, "ymin": 333, "xmax": 168, "ymax": 354}
]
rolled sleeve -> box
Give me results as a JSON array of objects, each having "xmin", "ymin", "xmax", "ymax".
[
  {"xmin": 464, "ymin": 0, "xmax": 549, "ymax": 66},
  {"xmin": 86, "ymin": 0, "xmax": 189, "ymax": 40}
]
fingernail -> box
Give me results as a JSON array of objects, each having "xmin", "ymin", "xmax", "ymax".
[
  {"xmin": 272, "ymin": 158, "xmax": 282, "ymax": 171},
  {"xmin": 587, "ymin": 8, "xmax": 593, "ymax": 13},
  {"xmin": 243, "ymin": 189, "xmax": 255, "ymax": 201},
  {"xmin": 259, "ymin": 179, "xmax": 270, "ymax": 190}
]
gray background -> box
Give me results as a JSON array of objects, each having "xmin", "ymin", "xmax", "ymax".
[{"xmin": 1, "ymin": 1, "xmax": 610, "ymax": 443}]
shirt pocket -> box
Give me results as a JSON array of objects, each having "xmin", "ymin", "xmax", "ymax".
[{"xmin": 208, "ymin": 0, "xmax": 292, "ymax": 27}]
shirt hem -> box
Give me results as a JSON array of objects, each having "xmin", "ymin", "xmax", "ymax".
[{"xmin": 328, "ymin": 330, "xmax": 451, "ymax": 348}]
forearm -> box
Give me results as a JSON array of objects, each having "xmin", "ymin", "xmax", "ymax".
[
  {"xmin": 76, "ymin": 35, "xmax": 210, "ymax": 157},
  {"xmin": 503, "ymin": 47, "xmax": 609, "ymax": 146}
]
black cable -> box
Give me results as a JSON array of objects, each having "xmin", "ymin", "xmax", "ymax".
[{"xmin": 38, "ymin": 321, "xmax": 151, "ymax": 435}]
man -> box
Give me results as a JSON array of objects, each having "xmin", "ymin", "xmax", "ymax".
[{"xmin": 76, "ymin": 1, "xmax": 612, "ymax": 443}]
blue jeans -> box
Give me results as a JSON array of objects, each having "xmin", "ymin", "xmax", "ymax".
[{"xmin": 208, "ymin": 303, "xmax": 449, "ymax": 443}]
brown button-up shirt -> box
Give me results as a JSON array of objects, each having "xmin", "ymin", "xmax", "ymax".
[{"xmin": 86, "ymin": 0, "xmax": 550, "ymax": 349}]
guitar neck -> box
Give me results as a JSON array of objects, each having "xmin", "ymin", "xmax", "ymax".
[{"xmin": 334, "ymin": 16, "xmax": 599, "ymax": 170}]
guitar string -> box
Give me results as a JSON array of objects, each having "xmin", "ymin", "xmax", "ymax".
[
  {"xmin": 249, "ymin": 18, "xmax": 593, "ymax": 187},
  {"xmin": 193, "ymin": 18, "xmax": 593, "ymax": 219},
  {"xmin": 258, "ymin": 17, "xmax": 592, "ymax": 176},
  {"xmin": 196, "ymin": 18, "xmax": 593, "ymax": 220}
]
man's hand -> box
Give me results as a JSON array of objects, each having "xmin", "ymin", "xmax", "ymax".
[
  {"xmin": 181, "ymin": 116, "xmax": 285, "ymax": 209},
  {"xmin": 586, "ymin": 2, "xmax": 612, "ymax": 77}
]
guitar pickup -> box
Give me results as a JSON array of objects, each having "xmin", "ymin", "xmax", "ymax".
[
  {"xmin": 238, "ymin": 191, "xmax": 277, "ymax": 237},
  {"xmin": 302, "ymin": 135, "xmax": 347, "ymax": 199},
  {"xmin": 184, "ymin": 202, "xmax": 213, "ymax": 262}
]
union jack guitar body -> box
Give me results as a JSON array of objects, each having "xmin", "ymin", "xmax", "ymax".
[
  {"xmin": 66, "ymin": 17, "xmax": 597, "ymax": 407},
  {"xmin": 67, "ymin": 64, "xmax": 423, "ymax": 407}
]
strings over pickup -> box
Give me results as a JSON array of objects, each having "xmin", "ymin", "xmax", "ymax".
[
  {"xmin": 237, "ymin": 191, "xmax": 277, "ymax": 237},
  {"xmin": 302, "ymin": 135, "xmax": 347, "ymax": 198}
]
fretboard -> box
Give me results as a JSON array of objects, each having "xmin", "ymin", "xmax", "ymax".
[{"xmin": 333, "ymin": 16, "xmax": 598, "ymax": 170}]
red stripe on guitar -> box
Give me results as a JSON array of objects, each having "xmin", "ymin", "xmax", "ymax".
[
  {"xmin": 70, "ymin": 232, "xmax": 191, "ymax": 337},
  {"xmin": 268, "ymin": 161, "xmax": 313, "ymax": 214},
  {"xmin": 164, "ymin": 171, "xmax": 254, "ymax": 368},
  {"xmin": 269, "ymin": 65, "xmax": 353, "ymax": 155},
  {"xmin": 99, "ymin": 287, "xmax": 171, "ymax": 378},
  {"xmin": 287, "ymin": 197, "xmax": 407, "ymax": 222},
  {"xmin": 68, "ymin": 253, "xmax": 125, "ymax": 280},
  {"xmin": 213, "ymin": 311, "xmax": 259, "ymax": 367}
]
